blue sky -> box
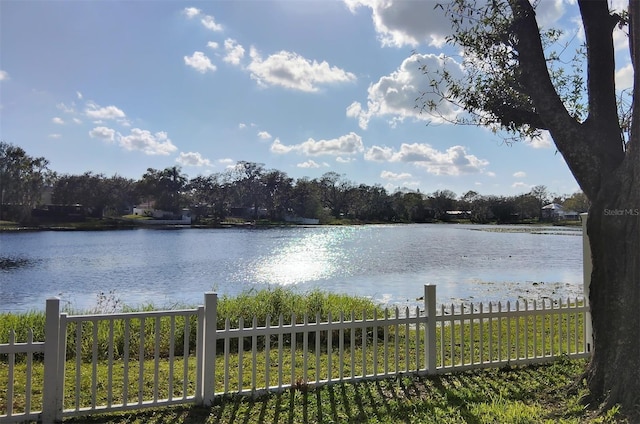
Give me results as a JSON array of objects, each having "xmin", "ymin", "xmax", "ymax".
[{"xmin": 0, "ymin": 0, "xmax": 630, "ymax": 197}]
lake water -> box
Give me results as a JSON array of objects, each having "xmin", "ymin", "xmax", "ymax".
[{"xmin": 0, "ymin": 224, "xmax": 585, "ymax": 313}]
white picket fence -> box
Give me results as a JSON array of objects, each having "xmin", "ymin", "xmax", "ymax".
[{"xmin": 1, "ymin": 285, "xmax": 591, "ymax": 424}]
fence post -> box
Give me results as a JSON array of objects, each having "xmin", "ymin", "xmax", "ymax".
[
  {"xmin": 42, "ymin": 297, "xmax": 62, "ymax": 424},
  {"xmin": 56, "ymin": 313, "xmax": 67, "ymax": 420},
  {"xmin": 580, "ymin": 213, "xmax": 594, "ymax": 352},
  {"xmin": 424, "ymin": 285, "xmax": 437, "ymax": 373},
  {"xmin": 195, "ymin": 305, "xmax": 204, "ymax": 404},
  {"xmin": 201, "ymin": 292, "xmax": 217, "ymax": 406}
]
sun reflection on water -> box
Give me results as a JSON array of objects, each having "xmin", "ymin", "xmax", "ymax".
[{"xmin": 249, "ymin": 228, "xmax": 355, "ymax": 285}]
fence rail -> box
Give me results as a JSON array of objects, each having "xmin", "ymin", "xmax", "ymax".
[{"xmin": 1, "ymin": 285, "xmax": 592, "ymax": 424}]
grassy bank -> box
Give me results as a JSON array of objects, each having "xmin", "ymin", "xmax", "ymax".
[{"xmin": 0, "ymin": 287, "xmax": 382, "ymax": 345}]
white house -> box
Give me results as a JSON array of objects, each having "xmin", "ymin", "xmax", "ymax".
[
  {"xmin": 541, "ymin": 203, "xmax": 579, "ymax": 221},
  {"xmin": 132, "ymin": 203, "xmax": 192, "ymax": 224}
]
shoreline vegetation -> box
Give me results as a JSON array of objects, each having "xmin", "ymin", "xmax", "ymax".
[
  {"xmin": 1, "ymin": 289, "xmax": 625, "ymax": 423},
  {"xmin": 1, "ymin": 141, "xmax": 590, "ymax": 237},
  {"xmin": 0, "ymin": 216, "xmax": 583, "ymax": 233}
]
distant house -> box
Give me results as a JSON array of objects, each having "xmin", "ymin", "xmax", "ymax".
[
  {"xmin": 444, "ymin": 210, "xmax": 471, "ymax": 220},
  {"xmin": 132, "ymin": 203, "xmax": 192, "ymax": 224},
  {"xmin": 541, "ymin": 203, "xmax": 579, "ymax": 221}
]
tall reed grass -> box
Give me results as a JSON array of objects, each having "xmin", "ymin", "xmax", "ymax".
[{"xmin": 1, "ymin": 287, "xmax": 383, "ymax": 361}]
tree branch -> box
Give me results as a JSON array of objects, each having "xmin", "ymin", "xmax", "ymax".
[
  {"xmin": 508, "ymin": 0, "xmax": 577, "ymax": 132},
  {"xmin": 579, "ymin": 1, "xmax": 620, "ymax": 122},
  {"xmin": 508, "ymin": 0, "xmax": 619, "ymax": 198}
]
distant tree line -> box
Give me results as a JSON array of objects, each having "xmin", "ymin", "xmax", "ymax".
[
  {"xmin": 0, "ymin": 142, "xmax": 55, "ymax": 222},
  {"xmin": 0, "ymin": 141, "xmax": 589, "ymax": 224}
]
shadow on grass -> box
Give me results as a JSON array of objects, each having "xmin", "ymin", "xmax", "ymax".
[{"xmin": 65, "ymin": 361, "xmax": 607, "ymax": 424}]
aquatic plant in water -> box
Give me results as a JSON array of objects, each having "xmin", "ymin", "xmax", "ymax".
[{"xmin": 0, "ymin": 256, "xmax": 31, "ymax": 271}]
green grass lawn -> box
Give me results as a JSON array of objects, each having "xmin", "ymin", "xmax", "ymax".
[
  {"xmin": 2, "ymin": 356, "xmax": 625, "ymax": 423},
  {"xmin": 59, "ymin": 358, "xmax": 626, "ymax": 424}
]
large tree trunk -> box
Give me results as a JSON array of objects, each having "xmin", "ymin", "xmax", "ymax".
[
  {"xmin": 585, "ymin": 154, "xmax": 640, "ymax": 414},
  {"xmin": 585, "ymin": 0, "xmax": 640, "ymax": 415},
  {"xmin": 500, "ymin": 0, "xmax": 639, "ymax": 415}
]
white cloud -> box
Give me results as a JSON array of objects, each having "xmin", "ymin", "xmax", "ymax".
[
  {"xmin": 271, "ymin": 132, "xmax": 364, "ymax": 156},
  {"xmin": 76, "ymin": 91, "xmax": 83, "ymax": 100},
  {"xmin": 345, "ymin": 101, "xmax": 363, "ymax": 123},
  {"xmin": 176, "ymin": 151, "xmax": 212, "ymax": 167},
  {"xmin": 365, "ymin": 143, "xmax": 488, "ymax": 176},
  {"xmin": 52, "ymin": 117, "xmax": 65, "ymax": 125},
  {"xmin": 0, "ymin": 70, "xmax": 9, "ymax": 81},
  {"xmin": 344, "ymin": 0, "xmax": 452, "ymax": 48},
  {"xmin": 183, "ymin": 7, "xmax": 201, "ymax": 19},
  {"xmin": 513, "ymin": 171, "xmax": 526, "ymax": 178},
  {"xmin": 207, "ymin": 41, "xmax": 219, "ymax": 50},
  {"xmin": 613, "ymin": 24, "xmax": 629, "ymax": 53},
  {"xmin": 364, "ymin": 145, "xmax": 394, "ymax": 161},
  {"xmin": 201, "ymin": 15, "xmax": 223, "ymax": 31},
  {"xmin": 248, "ymin": 48, "xmax": 356, "ymax": 92},
  {"xmin": 54, "ymin": 101, "xmax": 82, "ymax": 124},
  {"xmin": 380, "ymin": 170, "xmax": 412, "ymax": 181},
  {"xmin": 57, "ymin": 102, "xmax": 76, "ymax": 114},
  {"xmin": 609, "ymin": 0, "xmax": 628, "ymax": 13},
  {"xmin": 512, "ymin": 182, "xmax": 530, "ymax": 189},
  {"xmin": 183, "ymin": 8, "xmax": 223, "ymax": 31},
  {"xmin": 184, "ymin": 51, "xmax": 217, "ymax": 73},
  {"xmin": 85, "ymin": 103, "xmax": 126, "ymax": 120},
  {"xmin": 270, "ymin": 138, "xmax": 288, "ymax": 154},
  {"xmin": 533, "ymin": 0, "xmax": 566, "ymax": 29},
  {"xmin": 119, "ymin": 128, "xmax": 178, "ymax": 155},
  {"xmin": 616, "ymin": 63, "xmax": 633, "ymax": 90},
  {"xmin": 348, "ymin": 53, "xmax": 463, "ymax": 129},
  {"xmin": 49, "ymin": 133, "xmax": 62, "ymax": 139},
  {"xmin": 224, "ymin": 39, "xmax": 245, "ymax": 65},
  {"xmin": 527, "ymin": 131, "xmax": 554, "ymax": 149},
  {"xmin": 257, "ymin": 131, "xmax": 272, "ymax": 140},
  {"xmin": 345, "ymin": 0, "xmax": 569, "ymax": 48},
  {"xmin": 89, "ymin": 126, "xmax": 116, "ymax": 142},
  {"xmin": 336, "ymin": 156, "xmax": 355, "ymax": 163},
  {"xmin": 608, "ymin": 0, "xmax": 629, "ymax": 54},
  {"xmin": 297, "ymin": 160, "xmax": 322, "ymax": 169},
  {"xmin": 385, "ymin": 181, "xmax": 420, "ymax": 192}
]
